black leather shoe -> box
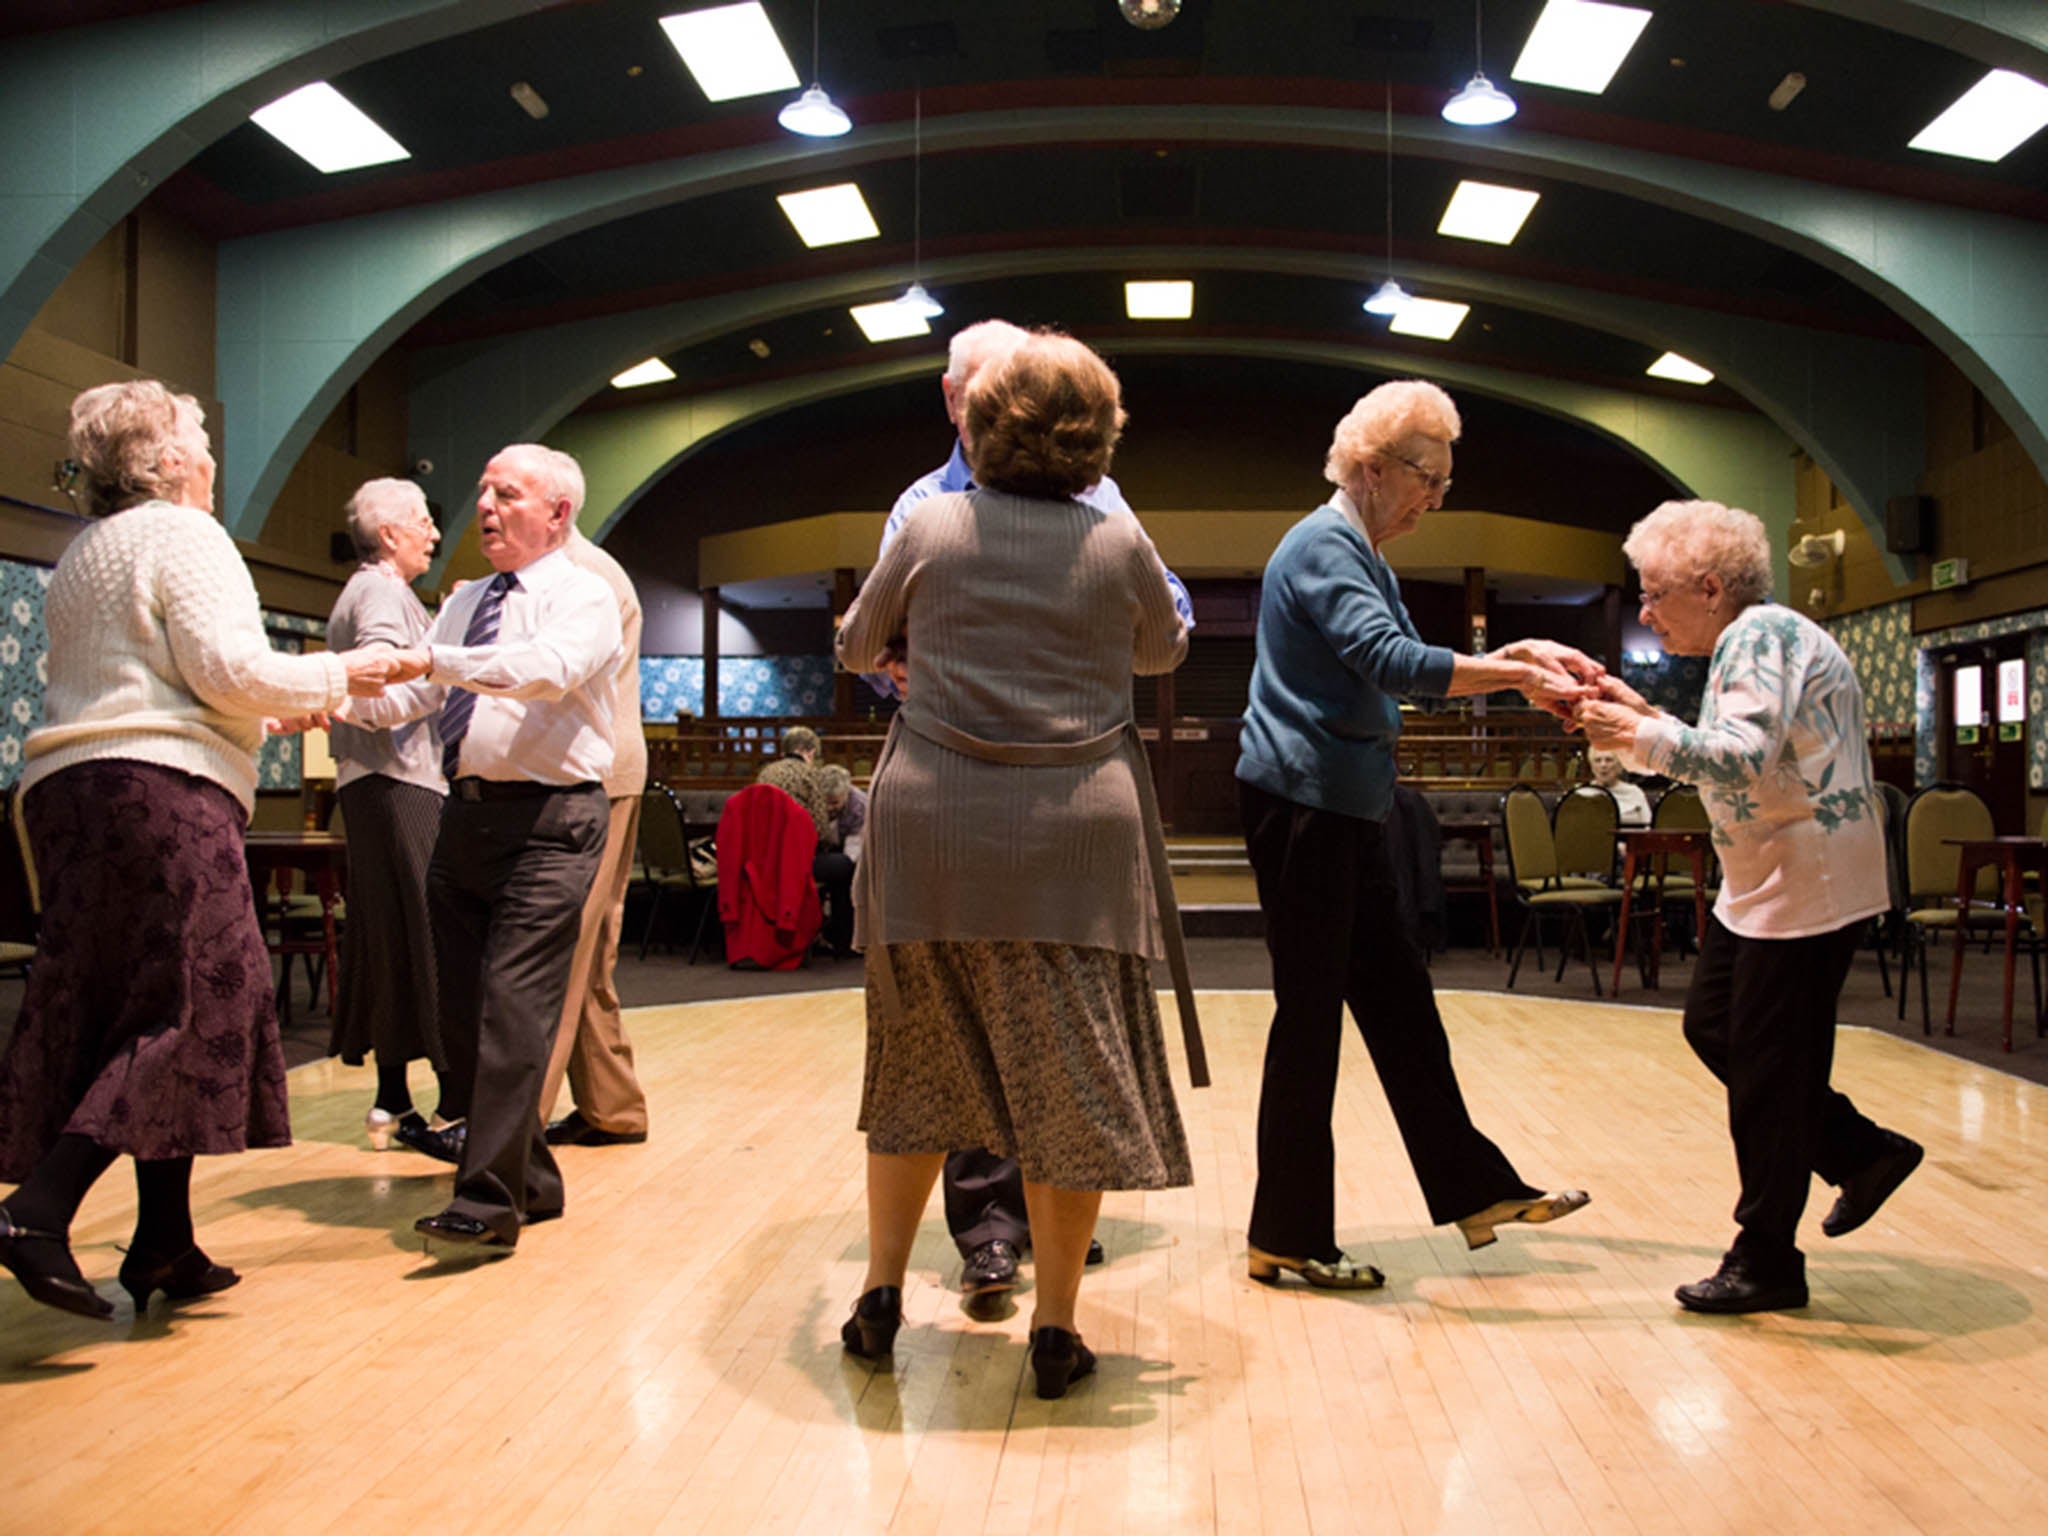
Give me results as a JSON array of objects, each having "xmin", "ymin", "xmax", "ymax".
[
  {"xmin": 961, "ymin": 1238, "xmax": 1020, "ymax": 1296},
  {"xmin": 1029, "ymin": 1325, "xmax": 1097, "ymax": 1400},
  {"xmin": 545, "ymin": 1111, "xmax": 648, "ymax": 1147},
  {"xmin": 414, "ymin": 1210, "xmax": 515, "ymax": 1249},
  {"xmin": 0, "ymin": 1206, "xmax": 113, "ymax": 1321},
  {"xmin": 1675, "ymin": 1260, "xmax": 1807, "ymax": 1315},
  {"xmin": 395, "ymin": 1117, "xmax": 466, "ymax": 1165},
  {"xmin": 119, "ymin": 1245, "xmax": 239, "ymax": 1310},
  {"xmin": 1085, "ymin": 1239, "xmax": 1105, "ymax": 1266},
  {"xmin": 841, "ymin": 1285, "xmax": 902, "ymax": 1359},
  {"xmin": 1822, "ymin": 1131, "xmax": 1924, "ymax": 1238}
]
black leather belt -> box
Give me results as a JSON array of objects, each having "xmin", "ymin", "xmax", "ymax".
[{"xmin": 450, "ymin": 777, "xmax": 599, "ymax": 802}]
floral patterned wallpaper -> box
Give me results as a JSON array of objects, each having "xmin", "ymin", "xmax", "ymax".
[{"xmin": 640, "ymin": 656, "xmax": 836, "ymax": 720}]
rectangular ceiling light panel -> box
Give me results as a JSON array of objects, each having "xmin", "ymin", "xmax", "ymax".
[
  {"xmin": 1909, "ymin": 69, "xmax": 2048, "ymax": 162},
  {"xmin": 776, "ymin": 184, "xmax": 880, "ymax": 247},
  {"xmin": 1126, "ymin": 280, "xmax": 1194, "ymax": 320},
  {"xmin": 610, "ymin": 358, "xmax": 678, "ymax": 389},
  {"xmin": 1387, "ymin": 298, "xmax": 1470, "ymax": 341},
  {"xmin": 250, "ymin": 82, "xmax": 410, "ymax": 174},
  {"xmin": 660, "ymin": 3, "xmax": 799, "ymax": 102},
  {"xmin": 850, "ymin": 302, "xmax": 931, "ymax": 343},
  {"xmin": 1646, "ymin": 351, "xmax": 1714, "ymax": 385},
  {"xmin": 1438, "ymin": 181, "xmax": 1542, "ymax": 244},
  {"xmin": 1511, "ymin": 0, "xmax": 1652, "ymax": 95}
]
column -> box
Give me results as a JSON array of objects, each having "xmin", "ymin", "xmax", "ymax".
[
  {"xmin": 832, "ymin": 566, "xmax": 857, "ymax": 721},
  {"xmin": 702, "ymin": 584, "xmax": 720, "ymax": 721}
]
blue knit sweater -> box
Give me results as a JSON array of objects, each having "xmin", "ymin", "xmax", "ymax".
[{"xmin": 1236, "ymin": 505, "xmax": 1458, "ymax": 822}]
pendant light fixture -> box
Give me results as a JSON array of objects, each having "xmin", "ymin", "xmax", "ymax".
[
  {"xmin": 778, "ymin": 0, "xmax": 851, "ymax": 137},
  {"xmin": 895, "ymin": 83, "xmax": 944, "ymax": 319},
  {"xmin": 1442, "ymin": 0, "xmax": 1518, "ymax": 127},
  {"xmin": 1363, "ymin": 85, "xmax": 1411, "ymax": 317}
]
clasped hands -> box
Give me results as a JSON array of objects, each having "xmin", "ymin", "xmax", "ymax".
[
  {"xmin": 265, "ymin": 647, "xmax": 434, "ymax": 736},
  {"xmin": 1491, "ymin": 639, "xmax": 1654, "ymax": 752}
]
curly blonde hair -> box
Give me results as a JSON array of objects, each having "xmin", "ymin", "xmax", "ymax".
[
  {"xmin": 962, "ymin": 331, "xmax": 1125, "ymax": 499},
  {"xmin": 1622, "ymin": 499, "xmax": 1774, "ymax": 609},
  {"xmin": 68, "ymin": 379, "xmax": 206, "ymax": 517},
  {"xmin": 1324, "ymin": 379, "xmax": 1461, "ymax": 487}
]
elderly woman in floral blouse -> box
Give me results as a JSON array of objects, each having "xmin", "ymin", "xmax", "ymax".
[{"xmin": 1577, "ymin": 499, "xmax": 1922, "ymax": 1315}]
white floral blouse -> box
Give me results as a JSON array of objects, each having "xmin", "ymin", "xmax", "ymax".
[{"xmin": 1627, "ymin": 603, "xmax": 1888, "ymax": 941}]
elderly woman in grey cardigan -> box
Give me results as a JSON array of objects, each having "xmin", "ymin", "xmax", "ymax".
[{"xmin": 833, "ymin": 330, "xmax": 1189, "ymax": 1400}]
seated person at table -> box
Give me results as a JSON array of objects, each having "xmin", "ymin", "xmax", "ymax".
[
  {"xmin": 820, "ymin": 763, "xmax": 867, "ymax": 854},
  {"xmin": 758, "ymin": 728, "xmax": 855, "ymax": 958},
  {"xmin": 1588, "ymin": 749, "xmax": 1651, "ymax": 826}
]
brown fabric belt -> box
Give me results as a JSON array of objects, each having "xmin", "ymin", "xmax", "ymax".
[{"xmin": 862, "ymin": 706, "xmax": 1209, "ymax": 1090}]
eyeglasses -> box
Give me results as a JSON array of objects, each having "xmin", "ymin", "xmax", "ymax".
[
  {"xmin": 1638, "ymin": 580, "xmax": 1699, "ymax": 611},
  {"xmin": 1383, "ymin": 451, "xmax": 1452, "ymax": 496}
]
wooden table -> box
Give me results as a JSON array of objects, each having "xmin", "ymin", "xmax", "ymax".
[
  {"xmin": 1942, "ymin": 836, "xmax": 2048, "ymax": 1052},
  {"xmin": 245, "ymin": 830, "xmax": 347, "ymax": 1019},
  {"xmin": 1610, "ymin": 827, "xmax": 1711, "ymax": 994},
  {"xmin": 1438, "ymin": 820, "xmax": 1501, "ymax": 953}
]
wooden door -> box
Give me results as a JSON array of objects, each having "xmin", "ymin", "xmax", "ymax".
[{"xmin": 1935, "ymin": 637, "xmax": 2028, "ymax": 832}]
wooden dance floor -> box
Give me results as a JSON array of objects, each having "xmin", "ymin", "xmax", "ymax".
[{"xmin": 5, "ymin": 989, "xmax": 2047, "ymax": 1534}]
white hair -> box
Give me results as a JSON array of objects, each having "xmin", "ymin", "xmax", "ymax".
[
  {"xmin": 491, "ymin": 443, "xmax": 586, "ymax": 518},
  {"xmin": 344, "ymin": 477, "xmax": 428, "ymax": 558},
  {"xmin": 67, "ymin": 379, "xmax": 207, "ymax": 517},
  {"xmin": 944, "ymin": 319, "xmax": 1030, "ymax": 386},
  {"xmin": 1622, "ymin": 499, "xmax": 1774, "ymax": 608}
]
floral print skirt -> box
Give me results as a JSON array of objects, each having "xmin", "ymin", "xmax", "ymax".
[
  {"xmin": 860, "ymin": 940, "xmax": 1192, "ymax": 1192},
  {"xmin": 0, "ymin": 760, "xmax": 290, "ymax": 1176}
]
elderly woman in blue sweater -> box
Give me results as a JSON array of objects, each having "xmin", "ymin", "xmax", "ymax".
[{"xmin": 1237, "ymin": 378, "xmax": 1595, "ymax": 1290}]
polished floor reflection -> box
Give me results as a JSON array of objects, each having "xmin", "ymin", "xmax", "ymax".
[{"xmin": 1, "ymin": 990, "xmax": 2042, "ymax": 1534}]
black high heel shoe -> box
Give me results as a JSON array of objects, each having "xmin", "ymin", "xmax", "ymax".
[
  {"xmin": 1028, "ymin": 1325, "xmax": 1097, "ymax": 1400},
  {"xmin": 0, "ymin": 1205, "xmax": 113, "ymax": 1321},
  {"xmin": 840, "ymin": 1285, "xmax": 902, "ymax": 1359},
  {"xmin": 119, "ymin": 1246, "xmax": 241, "ymax": 1310}
]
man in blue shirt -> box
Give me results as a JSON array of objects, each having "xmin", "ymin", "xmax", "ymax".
[{"xmin": 868, "ymin": 319, "xmax": 1191, "ymax": 1304}]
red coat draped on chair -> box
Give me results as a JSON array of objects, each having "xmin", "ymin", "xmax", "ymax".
[{"xmin": 715, "ymin": 783, "xmax": 821, "ymax": 970}]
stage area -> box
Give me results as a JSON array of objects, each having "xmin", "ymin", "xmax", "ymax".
[{"xmin": 3, "ymin": 990, "xmax": 2044, "ymax": 1534}]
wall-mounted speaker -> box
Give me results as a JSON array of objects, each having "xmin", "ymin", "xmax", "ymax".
[{"xmin": 1885, "ymin": 495, "xmax": 1932, "ymax": 555}]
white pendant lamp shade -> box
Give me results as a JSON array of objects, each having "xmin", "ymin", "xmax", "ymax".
[
  {"xmin": 896, "ymin": 281, "xmax": 944, "ymax": 319},
  {"xmin": 1443, "ymin": 71, "xmax": 1517, "ymax": 125},
  {"xmin": 778, "ymin": 83, "xmax": 851, "ymax": 136},
  {"xmin": 1363, "ymin": 279, "xmax": 1413, "ymax": 316}
]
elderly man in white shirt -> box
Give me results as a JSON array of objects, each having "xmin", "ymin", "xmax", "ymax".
[
  {"xmin": 350, "ymin": 444, "xmax": 623, "ymax": 1251},
  {"xmin": 1578, "ymin": 499, "xmax": 1922, "ymax": 1317}
]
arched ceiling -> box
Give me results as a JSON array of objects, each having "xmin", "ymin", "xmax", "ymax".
[{"xmin": 14, "ymin": 1, "xmax": 2048, "ymax": 599}]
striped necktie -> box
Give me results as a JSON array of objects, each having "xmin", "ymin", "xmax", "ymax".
[{"xmin": 438, "ymin": 571, "xmax": 517, "ymax": 782}]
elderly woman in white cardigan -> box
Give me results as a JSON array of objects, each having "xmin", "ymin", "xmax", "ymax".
[
  {"xmin": 1577, "ymin": 499, "xmax": 1922, "ymax": 1315},
  {"xmin": 833, "ymin": 331, "xmax": 1189, "ymax": 1400},
  {"xmin": 0, "ymin": 380, "xmax": 402, "ymax": 1323}
]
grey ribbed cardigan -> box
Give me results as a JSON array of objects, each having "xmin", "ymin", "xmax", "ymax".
[{"xmin": 834, "ymin": 488, "xmax": 1188, "ymax": 957}]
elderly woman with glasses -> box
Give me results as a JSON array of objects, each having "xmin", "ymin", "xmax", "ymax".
[
  {"xmin": 1575, "ymin": 499, "xmax": 1921, "ymax": 1315},
  {"xmin": 0, "ymin": 380, "xmax": 403, "ymax": 1322},
  {"xmin": 326, "ymin": 478, "xmax": 460, "ymax": 1158},
  {"xmin": 1236, "ymin": 378, "xmax": 1595, "ymax": 1291}
]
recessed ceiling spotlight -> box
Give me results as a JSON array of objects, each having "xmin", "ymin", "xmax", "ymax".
[
  {"xmin": 747, "ymin": 338, "xmax": 771, "ymax": 358},
  {"xmin": 1118, "ymin": 0, "xmax": 1181, "ymax": 30},
  {"xmin": 1512, "ymin": 0, "xmax": 1652, "ymax": 96},
  {"xmin": 1910, "ymin": 69, "xmax": 2048, "ymax": 162},
  {"xmin": 509, "ymin": 81, "xmax": 549, "ymax": 119}
]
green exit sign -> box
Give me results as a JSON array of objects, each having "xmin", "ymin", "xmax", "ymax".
[{"xmin": 1931, "ymin": 557, "xmax": 1970, "ymax": 590}]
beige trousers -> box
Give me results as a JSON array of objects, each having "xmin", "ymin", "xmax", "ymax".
[{"xmin": 538, "ymin": 794, "xmax": 649, "ymax": 1132}]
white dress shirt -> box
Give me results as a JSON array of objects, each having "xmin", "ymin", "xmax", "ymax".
[{"xmin": 350, "ymin": 545, "xmax": 623, "ymax": 786}]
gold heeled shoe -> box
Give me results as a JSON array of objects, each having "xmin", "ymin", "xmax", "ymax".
[
  {"xmin": 1455, "ymin": 1190, "xmax": 1591, "ymax": 1250},
  {"xmin": 1247, "ymin": 1245, "xmax": 1385, "ymax": 1290}
]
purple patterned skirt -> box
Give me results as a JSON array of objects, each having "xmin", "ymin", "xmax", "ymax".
[{"xmin": 0, "ymin": 760, "xmax": 290, "ymax": 1176}]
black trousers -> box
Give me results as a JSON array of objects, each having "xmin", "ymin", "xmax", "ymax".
[
  {"xmin": 1683, "ymin": 913, "xmax": 1890, "ymax": 1278},
  {"xmin": 942, "ymin": 1148, "xmax": 1029, "ymax": 1254},
  {"xmin": 1240, "ymin": 781, "xmax": 1538, "ymax": 1256},
  {"xmin": 429, "ymin": 785, "xmax": 608, "ymax": 1241},
  {"xmin": 815, "ymin": 849, "xmax": 855, "ymax": 954}
]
